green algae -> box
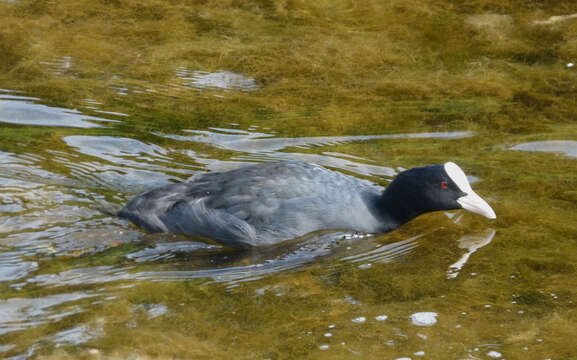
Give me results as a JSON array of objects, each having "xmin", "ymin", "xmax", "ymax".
[{"xmin": 0, "ymin": 0, "xmax": 576, "ymax": 359}]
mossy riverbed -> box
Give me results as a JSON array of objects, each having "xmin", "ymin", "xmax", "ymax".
[{"xmin": 1, "ymin": 0, "xmax": 577, "ymax": 359}]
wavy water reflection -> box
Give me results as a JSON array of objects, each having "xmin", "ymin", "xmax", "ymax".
[
  {"xmin": 341, "ymin": 235, "xmax": 422, "ymax": 265},
  {"xmin": 0, "ymin": 251, "xmax": 38, "ymax": 282},
  {"xmin": 160, "ymin": 129, "xmax": 473, "ymax": 177},
  {"xmin": 62, "ymin": 136, "xmax": 199, "ymax": 191},
  {"xmin": 13, "ymin": 227, "xmax": 497, "ymax": 291},
  {"xmin": 0, "ymin": 90, "xmax": 493, "ymax": 358},
  {"xmin": 511, "ymin": 140, "xmax": 577, "ymax": 158},
  {"xmin": 0, "ymin": 92, "xmax": 118, "ymax": 128},
  {"xmin": 447, "ymin": 229, "xmax": 496, "ymax": 279},
  {"xmin": 14, "ymin": 232, "xmax": 374, "ymax": 288},
  {"xmin": 0, "ymin": 292, "xmax": 99, "ymax": 335},
  {"xmin": 174, "ymin": 68, "xmax": 259, "ymax": 91}
]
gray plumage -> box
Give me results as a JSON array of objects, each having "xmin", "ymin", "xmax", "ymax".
[
  {"xmin": 119, "ymin": 161, "xmax": 385, "ymax": 248},
  {"xmin": 118, "ymin": 160, "xmax": 496, "ymax": 249}
]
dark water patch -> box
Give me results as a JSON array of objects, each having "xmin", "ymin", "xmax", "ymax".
[
  {"xmin": 513, "ymin": 290, "xmax": 552, "ymax": 306},
  {"xmin": 518, "ymin": 258, "xmax": 575, "ymax": 275}
]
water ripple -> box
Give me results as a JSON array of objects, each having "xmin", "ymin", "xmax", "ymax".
[
  {"xmin": 174, "ymin": 68, "xmax": 259, "ymax": 91},
  {"xmin": 62, "ymin": 136, "xmax": 201, "ymax": 191},
  {"xmin": 160, "ymin": 129, "xmax": 474, "ymax": 153},
  {"xmin": 0, "ymin": 251, "xmax": 38, "ymax": 282},
  {"xmin": 510, "ymin": 140, "xmax": 577, "ymax": 158},
  {"xmin": 0, "ymin": 95, "xmax": 119, "ymax": 128},
  {"xmin": 340, "ymin": 235, "xmax": 422, "ymax": 264},
  {"xmin": 157, "ymin": 129, "xmax": 474, "ymax": 178},
  {"xmin": 0, "ymin": 292, "xmax": 98, "ymax": 335}
]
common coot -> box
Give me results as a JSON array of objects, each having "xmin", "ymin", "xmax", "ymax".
[{"xmin": 118, "ymin": 161, "xmax": 496, "ymax": 249}]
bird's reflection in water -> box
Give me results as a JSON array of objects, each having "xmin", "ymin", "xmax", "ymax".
[
  {"xmin": 447, "ymin": 228, "xmax": 496, "ymax": 279},
  {"xmin": 122, "ymin": 228, "xmax": 496, "ymax": 285},
  {"xmin": 127, "ymin": 230, "xmax": 379, "ymax": 285},
  {"xmin": 17, "ymin": 227, "xmax": 497, "ymax": 290}
]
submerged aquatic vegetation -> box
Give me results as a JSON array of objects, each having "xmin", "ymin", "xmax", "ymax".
[
  {"xmin": 0, "ymin": 0, "xmax": 577, "ymax": 359},
  {"xmin": 0, "ymin": 0, "xmax": 577, "ymax": 134}
]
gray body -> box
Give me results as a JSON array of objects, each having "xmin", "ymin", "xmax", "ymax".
[
  {"xmin": 119, "ymin": 161, "xmax": 385, "ymax": 248},
  {"xmin": 119, "ymin": 160, "xmax": 497, "ymax": 249}
]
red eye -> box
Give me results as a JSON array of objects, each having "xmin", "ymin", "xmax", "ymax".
[{"xmin": 441, "ymin": 181, "xmax": 448, "ymax": 189}]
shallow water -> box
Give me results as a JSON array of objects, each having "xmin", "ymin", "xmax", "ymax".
[
  {"xmin": 2, "ymin": 0, "xmax": 577, "ymax": 357},
  {"xmin": 0, "ymin": 80, "xmax": 576, "ymax": 359}
]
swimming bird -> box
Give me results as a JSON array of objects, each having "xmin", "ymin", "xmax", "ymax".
[{"xmin": 118, "ymin": 161, "xmax": 496, "ymax": 249}]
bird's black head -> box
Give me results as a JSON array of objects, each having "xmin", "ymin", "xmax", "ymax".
[{"xmin": 380, "ymin": 162, "xmax": 496, "ymax": 226}]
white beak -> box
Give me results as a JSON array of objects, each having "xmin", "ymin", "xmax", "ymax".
[
  {"xmin": 457, "ymin": 191, "xmax": 496, "ymax": 219},
  {"xmin": 444, "ymin": 162, "xmax": 496, "ymax": 219}
]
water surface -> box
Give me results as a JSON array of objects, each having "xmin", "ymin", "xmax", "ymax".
[{"xmin": 0, "ymin": 85, "xmax": 574, "ymax": 360}]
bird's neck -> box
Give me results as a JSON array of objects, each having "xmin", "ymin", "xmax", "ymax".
[{"xmin": 374, "ymin": 185, "xmax": 424, "ymax": 232}]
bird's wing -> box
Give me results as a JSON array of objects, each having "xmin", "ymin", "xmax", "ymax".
[
  {"xmin": 119, "ymin": 182, "xmax": 258, "ymax": 248},
  {"xmin": 158, "ymin": 198, "xmax": 257, "ymax": 248},
  {"xmin": 120, "ymin": 161, "xmax": 379, "ymax": 246},
  {"xmin": 188, "ymin": 161, "xmax": 371, "ymax": 223}
]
